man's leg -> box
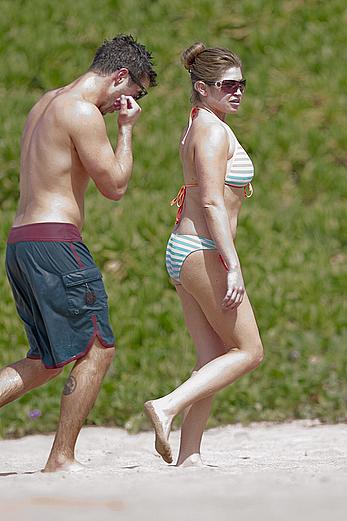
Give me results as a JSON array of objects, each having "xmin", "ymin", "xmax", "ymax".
[
  {"xmin": 0, "ymin": 358, "xmax": 62, "ymax": 408},
  {"xmin": 44, "ymin": 339, "xmax": 115, "ymax": 472}
]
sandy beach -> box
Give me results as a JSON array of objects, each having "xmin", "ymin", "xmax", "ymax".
[{"xmin": 0, "ymin": 420, "xmax": 346, "ymax": 521}]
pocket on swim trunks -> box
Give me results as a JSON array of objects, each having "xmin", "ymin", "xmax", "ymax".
[{"xmin": 62, "ymin": 267, "xmax": 108, "ymax": 317}]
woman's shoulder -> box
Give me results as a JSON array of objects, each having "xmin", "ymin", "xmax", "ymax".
[
  {"xmin": 192, "ymin": 110, "xmax": 229, "ymax": 140},
  {"xmin": 193, "ymin": 123, "xmax": 230, "ymax": 159}
]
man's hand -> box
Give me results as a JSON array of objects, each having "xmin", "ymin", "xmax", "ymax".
[{"xmin": 114, "ymin": 95, "xmax": 141, "ymax": 128}]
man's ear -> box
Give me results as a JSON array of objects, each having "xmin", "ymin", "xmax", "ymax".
[
  {"xmin": 194, "ymin": 80, "xmax": 208, "ymax": 97},
  {"xmin": 113, "ymin": 68, "xmax": 130, "ymax": 85}
]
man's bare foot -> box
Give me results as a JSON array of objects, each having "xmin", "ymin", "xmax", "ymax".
[
  {"xmin": 144, "ymin": 400, "xmax": 173, "ymax": 464},
  {"xmin": 42, "ymin": 458, "xmax": 85, "ymax": 473},
  {"xmin": 176, "ymin": 453, "xmax": 206, "ymax": 468}
]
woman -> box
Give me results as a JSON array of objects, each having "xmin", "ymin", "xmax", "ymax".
[{"xmin": 145, "ymin": 43, "xmax": 264, "ymax": 466}]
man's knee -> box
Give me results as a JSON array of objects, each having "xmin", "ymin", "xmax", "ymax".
[
  {"xmin": 102, "ymin": 346, "xmax": 116, "ymax": 366},
  {"xmin": 47, "ymin": 367, "xmax": 64, "ymax": 380},
  {"xmin": 89, "ymin": 342, "xmax": 115, "ymax": 367}
]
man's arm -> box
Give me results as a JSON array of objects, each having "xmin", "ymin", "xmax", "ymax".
[{"xmin": 68, "ymin": 95, "xmax": 141, "ymax": 200}]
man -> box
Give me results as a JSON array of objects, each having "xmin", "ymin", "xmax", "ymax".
[{"xmin": 0, "ymin": 34, "xmax": 156, "ymax": 472}]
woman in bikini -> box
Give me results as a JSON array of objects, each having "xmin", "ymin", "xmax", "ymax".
[{"xmin": 145, "ymin": 42, "xmax": 264, "ymax": 466}]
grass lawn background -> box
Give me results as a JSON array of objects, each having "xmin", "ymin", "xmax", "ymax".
[{"xmin": 0, "ymin": 0, "xmax": 345, "ymax": 437}]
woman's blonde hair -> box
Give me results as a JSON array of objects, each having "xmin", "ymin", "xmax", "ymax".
[{"xmin": 181, "ymin": 42, "xmax": 242, "ymax": 103}]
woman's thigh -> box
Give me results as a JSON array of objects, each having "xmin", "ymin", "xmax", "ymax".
[
  {"xmin": 174, "ymin": 283, "xmax": 229, "ymax": 368},
  {"xmin": 180, "ymin": 250, "xmax": 262, "ymax": 353}
]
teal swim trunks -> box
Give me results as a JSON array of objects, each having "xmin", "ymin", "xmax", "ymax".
[{"xmin": 6, "ymin": 222, "xmax": 115, "ymax": 368}]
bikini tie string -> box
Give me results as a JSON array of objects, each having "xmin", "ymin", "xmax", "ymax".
[
  {"xmin": 244, "ymin": 182, "xmax": 253, "ymax": 198},
  {"xmin": 170, "ymin": 185, "xmax": 187, "ymax": 224}
]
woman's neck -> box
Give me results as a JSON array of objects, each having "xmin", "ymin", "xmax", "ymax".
[{"xmin": 195, "ymin": 103, "xmax": 226, "ymax": 122}]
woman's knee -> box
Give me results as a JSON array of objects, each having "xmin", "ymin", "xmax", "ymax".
[{"xmin": 244, "ymin": 340, "xmax": 264, "ymax": 369}]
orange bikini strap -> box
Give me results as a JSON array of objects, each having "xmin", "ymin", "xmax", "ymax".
[
  {"xmin": 181, "ymin": 107, "xmax": 200, "ymax": 145},
  {"xmin": 243, "ymin": 182, "xmax": 254, "ymax": 198},
  {"xmin": 170, "ymin": 185, "xmax": 186, "ymax": 208},
  {"xmin": 170, "ymin": 184, "xmax": 198, "ymax": 225},
  {"xmin": 170, "ymin": 184, "xmax": 198, "ymax": 208}
]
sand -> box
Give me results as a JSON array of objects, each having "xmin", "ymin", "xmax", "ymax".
[{"xmin": 0, "ymin": 420, "xmax": 346, "ymax": 521}]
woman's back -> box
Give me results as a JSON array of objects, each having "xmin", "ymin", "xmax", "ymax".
[{"xmin": 174, "ymin": 106, "xmax": 247, "ymax": 238}]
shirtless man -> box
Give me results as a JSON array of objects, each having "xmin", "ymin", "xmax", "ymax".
[{"xmin": 0, "ymin": 35, "xmax": 156, "ymax": 472}]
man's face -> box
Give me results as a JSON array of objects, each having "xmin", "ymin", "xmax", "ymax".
[{"xmin": 101, "ymin": 70, "xmax": 149, "ymax": 114}]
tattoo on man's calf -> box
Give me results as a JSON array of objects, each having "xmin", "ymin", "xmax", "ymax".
[{"xmin": 63, "ymin": 375, "xmax": 77, "ymax": 395}]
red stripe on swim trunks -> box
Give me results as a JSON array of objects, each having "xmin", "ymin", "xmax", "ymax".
[{"xmin": 7, "ymin": 222, "xmax": 82, "ymax": 243}]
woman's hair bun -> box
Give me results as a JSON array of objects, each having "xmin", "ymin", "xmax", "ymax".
[{"xmin": 181, "ymin": 42, "xmax": 206, "ymax": 70}]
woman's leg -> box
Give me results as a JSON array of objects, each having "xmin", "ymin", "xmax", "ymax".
[
  {"xmin": 175, "ymin": 283, "xmax": 229, "ymax": 466},
  {"xmin": 145, "ymin": 250, "xmax": 263, "ymax": 462}
]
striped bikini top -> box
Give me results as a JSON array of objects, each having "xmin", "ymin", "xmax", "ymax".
[{"xmin": 171, "ymin": 106, "xmax": 254, "ymax": 224}]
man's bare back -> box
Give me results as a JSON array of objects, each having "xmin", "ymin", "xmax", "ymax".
[{"xmin": 15, "ymin": 84, "xmax": 89, "ymax": 229}]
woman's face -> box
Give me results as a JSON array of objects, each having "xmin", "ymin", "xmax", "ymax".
[{"xmin": 205, "ymin": 66, "xmax": 245, "ymax": 114}]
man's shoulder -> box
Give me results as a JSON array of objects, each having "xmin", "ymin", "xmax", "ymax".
[
  {"xmin": 27, "ymin": 89, "xmax": 103, "ymax": 138},
  {"xmin": 34, "ymin": 89, "xmax": 99, "ymax": 119},
  {"xmin": 27, "ymin": 89, "xmax": 57, "ymax": 117},
  {"xmin": 59, "ymin": 95, "xmax": 102, "ymax": 126},
  {"xmin": 43, "ymin": 94, "xmax": 103, "ymax": 136}
]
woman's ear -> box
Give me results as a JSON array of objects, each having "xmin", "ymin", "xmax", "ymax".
[{"xmin": 194, "ymin": 80, "xmax": 208, "ymax": 98}]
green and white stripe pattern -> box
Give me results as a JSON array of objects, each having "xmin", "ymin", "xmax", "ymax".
[
  {"xmin": 225, "ymin": 141, "xmax": 254, "ymax": 187},
  {"xmin": 165, "ymin": 233, "xmax": 216, "ymax": 282}
]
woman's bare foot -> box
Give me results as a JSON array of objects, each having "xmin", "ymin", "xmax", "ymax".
[
  {"xmin": 176, "ymin": 453, "xmax": 206, "ymax": 467},
  {"xmin": 42, "ymin": 458, "xmax": 85, "ymax": 473},
  {"xmin": 144, "ymin": 400, "xmax": 173, "ymax": 463}
]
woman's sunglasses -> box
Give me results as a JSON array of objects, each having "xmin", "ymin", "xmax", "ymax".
[{"xmin": 206, "ymin": 79, "xmax": 246, "ymax": 94}]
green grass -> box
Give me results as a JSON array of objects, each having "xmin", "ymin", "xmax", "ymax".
[{"xmin": 0, "ymin": 0, "xmax": 346, "ymax": 438}]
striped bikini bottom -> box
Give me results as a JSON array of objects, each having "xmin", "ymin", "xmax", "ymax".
[{"xmin": 165, "ymin": 233, "xmax": 218, "ymax": 283}]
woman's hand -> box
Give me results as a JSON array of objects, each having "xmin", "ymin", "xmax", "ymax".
[{"xmin": 222, "ymin": 266, "xmax": 245, "ymax": 310}]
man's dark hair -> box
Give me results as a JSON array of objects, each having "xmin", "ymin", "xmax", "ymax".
[{"xmin": 89, "ymin": 34, "xmax": 157, "ymax": 87}]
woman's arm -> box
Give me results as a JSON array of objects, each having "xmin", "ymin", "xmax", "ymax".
[{"xmin": 194, "ymin": 123, "xmax": 244, "ymax": 309}]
